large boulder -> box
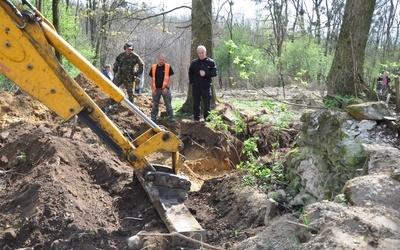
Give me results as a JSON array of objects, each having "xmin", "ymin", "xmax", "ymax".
[
  {"xmin": 284, "ymin": 107, "xmax": 396, "ymax": 205},
  {"xmin": 347, "ymin": 101, "xmax": 393, "ymax": 121}
]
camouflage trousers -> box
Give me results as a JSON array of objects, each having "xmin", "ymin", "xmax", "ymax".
[{"xmin": 114, "ymin": 80, "xmax": 134, "ymax": 102}]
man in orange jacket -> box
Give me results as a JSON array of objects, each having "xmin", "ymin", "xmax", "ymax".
[{"xmin": 149, "ymin": 53, "xmax": 175, "ymax": 122}]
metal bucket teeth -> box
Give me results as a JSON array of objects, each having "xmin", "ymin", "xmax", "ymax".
[{"xmin": 136, "ymin": 169, "xmax": 206, "ymax": 248}]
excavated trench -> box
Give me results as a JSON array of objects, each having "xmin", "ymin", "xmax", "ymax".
[{"xmin": 0, "ymin": 75, "xmax": 300, "ymax": 249}]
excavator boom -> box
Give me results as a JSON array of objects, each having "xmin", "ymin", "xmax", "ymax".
[{"xmin": 0, "ymin": 0, "xmax": 205, "ymax": 246}]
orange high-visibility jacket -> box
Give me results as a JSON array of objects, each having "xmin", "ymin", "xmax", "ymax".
[{"xmin": 151, "ymin": 63, "xmax": 170, "ymax": 90}]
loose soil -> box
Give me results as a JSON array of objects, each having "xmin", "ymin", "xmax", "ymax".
[{"xmin": 0, "ymin": 75, "xmax": 313, "ymax": 249}]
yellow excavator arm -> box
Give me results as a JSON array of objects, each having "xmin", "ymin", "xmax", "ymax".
[{"xmin": 0, "ymin": 0, "xmax": 204, "ymax": 244}]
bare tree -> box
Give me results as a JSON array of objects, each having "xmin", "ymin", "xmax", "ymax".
[
  {"xmin": 326, "ymin": 0, "xmax": 376, "ymax": 96},
  {"xmin": 323, "ymin": 0, "xmax": 345, "ymax": 56},
  {"xmin": 264, "ymin": 0, "xmax": 288, "ymax": 72},
  {"xmin": 290, "ymin": 0, "xmax": 306, "ymax": 34}
]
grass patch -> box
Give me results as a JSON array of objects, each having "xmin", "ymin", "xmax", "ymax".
[{"xmin": 172, "ymin": 99, "xmax": 185, "ymax": 110}]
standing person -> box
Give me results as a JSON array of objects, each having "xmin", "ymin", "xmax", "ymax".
[
  {"xmin": 102, "ymin": 64, "xmax": 113, "ymax": 82},
  {"xmin": 112, "ymin": 42, "xmax": 144, "ymax": 103},
  {"xmin": 149, "ymin": 53, "xmax": 175, "ymax": 122},
  {"xmin": 188, "ymin": 45, "xmax": 218, "ymax": 124}
]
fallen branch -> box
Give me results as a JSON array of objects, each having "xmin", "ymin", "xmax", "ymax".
[
  {"xmin": 123, "ymin": 217, "xmax": 143, "ymax": 221},
  {"xmin": 187, "ymin": 135, "xmax": 208, "ymax": 150},
  {"xmin": 182, "ymin": 163, "xmax": 205, "ymax": 181},
  {"xmin": 0, "ymin": 169, "xmax": 15, "ymax": 175}
]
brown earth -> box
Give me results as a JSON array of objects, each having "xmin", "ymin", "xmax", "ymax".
[{"xmin": 0, "ymin": 74, "xmax": 301, "ymax": 249}]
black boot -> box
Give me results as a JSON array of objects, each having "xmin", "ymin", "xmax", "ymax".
[{"xmin": 128, "ymin": 95, "xmax": 134, "ymax": 103}]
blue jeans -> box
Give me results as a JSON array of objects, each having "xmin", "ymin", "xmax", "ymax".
[{"xmin": 151, "ymin": 88, "xmax": 174, "ymax": 121}]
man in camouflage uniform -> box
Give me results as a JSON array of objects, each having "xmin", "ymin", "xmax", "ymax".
[{"xmin": 113, "ymin": 42, "xmax": 144, "ymax": 103}]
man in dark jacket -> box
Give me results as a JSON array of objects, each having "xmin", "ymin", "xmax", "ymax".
[
  {"xmin": 113, "ymin": 42, "xmax": 144, "ymax": 103},
  {"xmin": 188, "ymin": 45, "xmax": 218, "ymax": 123}
]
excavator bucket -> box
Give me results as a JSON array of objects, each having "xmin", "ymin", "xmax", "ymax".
[{"xmin": 137, "ymin": 165, "xmax": 206, "ymax": 246}]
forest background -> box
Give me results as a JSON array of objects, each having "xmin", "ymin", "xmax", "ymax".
[{"xmin": 1, "ymin": 0, "xmax": 399, "ymax": 97}]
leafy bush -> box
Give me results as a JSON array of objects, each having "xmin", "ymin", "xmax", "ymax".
[
  {"xmin": 281, "ymin": 37, "xmax": 332, "ymax": 83},
  {"xmin": 236, "ymin": 137, "xmax": 285, "ymax": 191},
  {"xmin": 232, "ymin": 110, "xmax": 247, "ymax": 135},
  {"xmin": 208, "ymin": 110, "xmax": 228, "ymax": 131}
]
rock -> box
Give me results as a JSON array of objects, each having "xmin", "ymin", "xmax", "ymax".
[
  {"xmin": 343, "ymin": 174, "xmax": 400, "ymax": 213},
  {"xmin": 0, "ymin": 132, "xmax": 9, "ymax": 141},
  {"xmin": 232, "ymin": 214, "xmax": 302, "ymax": 250},
  {"xmin": 284, "ymin": 108, "xmax": 396, "ymax": 205},
  {"xmin": 267, "ymin": 189, "xmax": 286, "ymax": 202},
  {"xmin": 357, "ymin": 120, "xmax": 377, "ymax": 131},
  {"xmin": 347, "ymin": 101, "xmax": 393, "ymax": 121},
  {"xmin": 264, "ymin": 198, "xmax": 278, "ymax": 226},
  {"xmin": 127, "ymin": 234, "xmax": 143, "ymax": 249},
  {"xmin": 4, "ymin": 228, "xmax": 17, "ymax": 241},
  {"xmin": 362, "ymin": 143, "xmax": 400, "ymax": 174}
]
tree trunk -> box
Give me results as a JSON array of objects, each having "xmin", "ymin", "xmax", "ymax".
[
  {"xmin": 36, "ymin": 0, "xmax": 43, "ymax": 12},
  {"xmin": 179, "ymin": 0, "xmax": 214, "ymax": 115},
  {"xmin": 52, "ymin": 0, "xmax": 62, "ymax": 63},
  {"xmin": 326, "ymin": 0, "xmax": 376, "ymax": 96},
  {"xmin": 313, "ymin": 0, "xmax": 323, "ymax": 44}
]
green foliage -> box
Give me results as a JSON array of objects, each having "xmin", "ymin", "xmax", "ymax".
[
  {"xmin": 242, "ymin": 137, "xmax": 259, "ymax": 156},
  {"xmin": 11, "ymin": 220, "xmax": 19, "ymax": 227},
  {"xmin": 324, "ymin": 94, "xmax": 356, "ymax": 108},
  {"xmin": 262, "ymin": 100, "xmax": 294, "ymax": 132},
  {"xmin": 294, "ymin": 69, "xmax": 309, "ymax": 85},
  {"xmin": 42, "ymin": 2, "xmax": 95, "ymax": 76},
  {"xmin": 364, "ymin": 44, "xmax": 400, "ymax": 87},
  {"xmin": 232, "ymin": 110, "xmax": 247, "ymax": 135},
  {"xmin": 172, "ymin": 99, "xmax": 184, "ymax": 110},
  {"xmin": 281, "ymin": 37, "xmax": 332, "ymax": 83},
  {"xmin": 207, "ymin": 111, "xmax": 228, "ymax": 131},
  {"xmin": 228, "ymin": 99, "xmax": 296, "ymax": 129},
  {"xmin": 339, "ymin": 197, "xmax": 348, "ymax": 206},
  {"xmin": 379, "ymin": 61, "xmax": 399, "ymax": 75},
  {"xmin": 230, "ymin": 99, "xmax": 264, "ymax": 110},
  {"xmin": 60, "ymin": 6, "xmax": 95, "ymax": 76},
  {"xmin": 237, "ymin": 137, "xmax": 262, "ymax": 186},
  {"xmin": 16, "ymin": 152, "xmax": 27, "ymax": 163},
  {"xmin": 215, "ymin": 27, "xmax": 273, "ymax": 87},
  {"xmin": 233, "ymin": 51, "xmax": 261, "ymax": 80},
  {"xmin": 302, "ymin": 211, "xmax": 310, "ymax": 230},
  {"xmin": 0, "ymin": 75, "xmax": 18, "ymax": 92},
  {"xmin": 236, "ymin": 137, "xmax": 285, "ymax": 190},
  {"xmin": 224, "ymin": 39, "xmax": 238, "ymax": 54},
  {"xmin": 232, "ymin": 229, "xmax": 239, "ymax": 238},
  {"xmin": 324, "ymin": 98, "xmax": 339, "ymax": 108},
  {"xmin": 171, "ymin": 99, "xmax": 193, "ymax": 119}
]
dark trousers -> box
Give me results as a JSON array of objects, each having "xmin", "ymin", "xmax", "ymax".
[{"xmin": 192, "ymin": 87, "xmax": 212, "ymax": 121}]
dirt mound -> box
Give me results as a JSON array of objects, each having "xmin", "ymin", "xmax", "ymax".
[
  {"xmin": 185, "ymin": 173, "xmax": 269, "ymax": 247},
  {"xmin": 0, "ymin": 74, "xmax": 299, "ymax": 249},
  {"xmin": 0, "ymin": 91, "xmax": 55, "ymax": 127},
  {"xmin": 0, "ymin": 130, "xmax": 151, "ymax": 249}
]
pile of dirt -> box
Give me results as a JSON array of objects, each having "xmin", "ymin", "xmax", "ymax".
[
  {"xmin": 1, "ymin": 74, "xmax": 298, "ymax": 249},
  {"xmin": 4, "ymin": 74, "xmax": 399, "ymax": 250}
]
